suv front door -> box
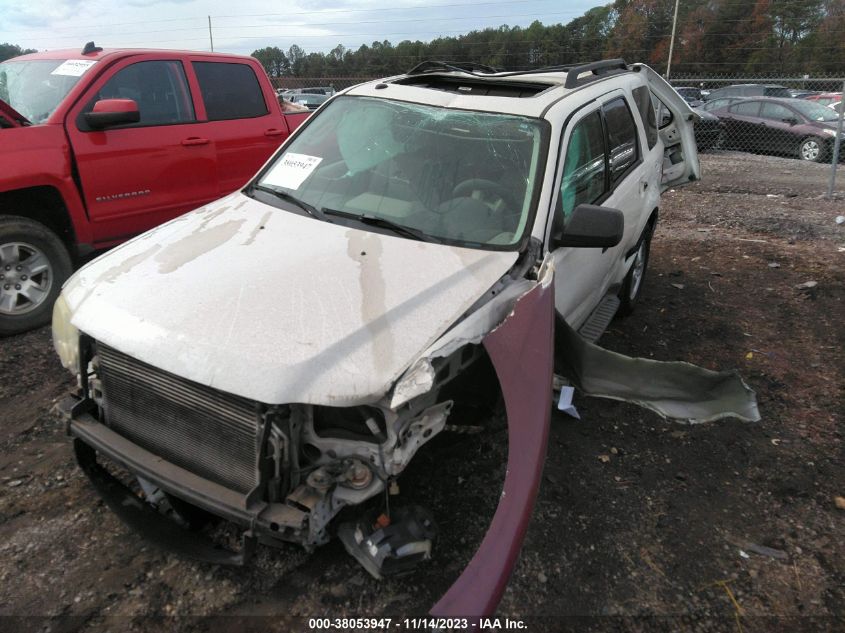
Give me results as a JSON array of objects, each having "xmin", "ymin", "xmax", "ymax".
[{"xmin": 549, "ymin": 91, "xmax": 648, "ymax": 327}]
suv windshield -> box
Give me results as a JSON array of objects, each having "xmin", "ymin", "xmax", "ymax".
[
  {"xmin": 255, "ymin": 96, "xmax": 546, "ymax": 248},
  {"xmin": 789, "ymin": 100, "xmax": 840, "ymax": 122},
  {"xmin": 0, "ymin": 59, "xmax": 94, "ymax": 124}
]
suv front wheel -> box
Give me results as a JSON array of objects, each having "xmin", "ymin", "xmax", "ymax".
[
  {"xmin": 0, "ymin": 216, "xmax": 72, "ymax": 336},
  {"xmin": 618, "ymin": 225, "xmax": 653, "ymax": 316}
]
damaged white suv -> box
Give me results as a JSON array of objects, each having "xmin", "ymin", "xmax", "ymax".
[{"xmin": 54, "ymin": 60, "xmax": 712, "ymax": 613}]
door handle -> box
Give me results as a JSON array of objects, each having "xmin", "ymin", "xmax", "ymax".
[
  {"xmin": 264, "ymin": 129, "xmax": 284, "ymax": 137},
  {"xmin": 181, "ymin": 137, "xmax": 210, "ymax": 146}
]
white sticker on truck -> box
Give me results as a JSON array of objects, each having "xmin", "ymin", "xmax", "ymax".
[
  {"xmin": 263, "ymin": 153, "xmax": 323, "ymax": 190},
  {"xmin": 51, "ymin": 59, "xmax": 98, "ymax": 77}
]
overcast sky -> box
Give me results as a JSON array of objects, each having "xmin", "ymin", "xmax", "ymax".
[{"xmin": 0, "ymin": 0, "xmax": 608, "ymax": 56}]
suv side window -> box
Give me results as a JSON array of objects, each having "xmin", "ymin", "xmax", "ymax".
[
  {"xmin": 632, "ymin": 86, "xmax": 658, "ymax": 149},
  {"xmin": 193, "ymin": 62, "xmax": 268, "ymax": 120},
  {"xmin": 603, "ymin": 97, "xmax": 640, "ymax": 183},
  {"xmin": 558, "ymin": 110, "xmax": 607, "ymax": 224},
  {"xmin": 88, "ymin": 60, "xmax": 195, "ymax": 127}
]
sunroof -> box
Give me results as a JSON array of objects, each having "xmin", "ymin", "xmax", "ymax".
[{"xmin": 392, "ymin": 75, "xmax": 553, "ymax": 98}]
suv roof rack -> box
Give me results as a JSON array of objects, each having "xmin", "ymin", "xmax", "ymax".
[{"xmin": 560, "ymin": 59, "xmax": 628, "ymax": 88}]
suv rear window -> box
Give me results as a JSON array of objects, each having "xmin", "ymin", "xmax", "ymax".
[
  {"xmin": 193, "ymin": 61, "xmax": 268, "ymax": 121},
  {"xmin": 603, "ymin": 97, "xmax": 640, "ymax": 183},
  {"xmin": 632, "ymin": 86, "xmax": 657, "ymax": 149}
]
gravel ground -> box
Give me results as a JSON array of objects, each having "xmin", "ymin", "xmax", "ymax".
[{"xmin": 0, "ymin": 152, "xmax": 843, "ymax": 632}]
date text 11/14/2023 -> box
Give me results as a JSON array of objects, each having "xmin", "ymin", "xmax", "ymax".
[{"xmin": 307, "ymin": 617, "xmax": 528, "ymax": 630}]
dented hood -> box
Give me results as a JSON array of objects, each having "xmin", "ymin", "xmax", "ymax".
[{"xmin": 63, "ymin": 193, "xmax": 518, "ymax": 405}]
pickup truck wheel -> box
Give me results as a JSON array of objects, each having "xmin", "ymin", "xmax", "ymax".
[
  {"xmin": 617, "ymin": 226, "xmax": 653, "ymax": 317},
  {"xmin": 0, "ymin": 216, "xmax": 72, "ymax": 336}
]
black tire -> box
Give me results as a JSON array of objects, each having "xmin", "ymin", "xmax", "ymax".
[
  {"xmin": 617, "ymin": 224, "xmax": 653, "ymax": 317},
  {"xmin": 0, "ymin": 215, "xmax": 73, "ymax": 336},
  {"xmin": 797, "ymin": 136, "xmax": 827, "ymax": 163}
]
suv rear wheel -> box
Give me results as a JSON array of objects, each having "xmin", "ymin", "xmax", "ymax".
[{"xmin": 0, "ymin": 216, "xmax": 72, "ymax": 336}]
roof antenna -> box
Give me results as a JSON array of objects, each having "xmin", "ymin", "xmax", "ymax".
[{"xmin": 82, "ymin": 42, "xmax": 102, "ymax": 55}]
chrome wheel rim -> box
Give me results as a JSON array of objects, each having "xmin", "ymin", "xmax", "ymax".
[
  {"xmin": 0, "ymin": 241, "xmax": 52, "ymax": 315},
  {"xmin": 629, "ymin": 242, "xmax": 646, "ymax": 300},
  {"xmin": 801, "ymin": 139, "xmax": 820, "ymax": 161}
]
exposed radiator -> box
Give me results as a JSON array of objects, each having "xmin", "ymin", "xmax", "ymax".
[{"xmin": 96, "ymin": 343, "xmax": 260, "ymax": 494}]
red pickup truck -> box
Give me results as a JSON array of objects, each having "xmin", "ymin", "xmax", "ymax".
[{"xmin": 0, "ymin": 43, "xmax": 310, "ymax": 335}]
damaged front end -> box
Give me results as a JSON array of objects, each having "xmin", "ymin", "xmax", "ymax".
[{"xmin": 62, "ymin": 251, "xmax": 554, "ymax": 577}]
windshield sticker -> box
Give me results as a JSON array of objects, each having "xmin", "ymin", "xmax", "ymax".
[
  {"xmin": 263, "ymin": 153, "xmax": 323, "ymax": 190},
  {"xmin": 51, "ymin": 59, "xmax": 98, "ymax": 77}
]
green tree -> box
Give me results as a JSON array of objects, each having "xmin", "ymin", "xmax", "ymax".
[
  {"xmin": 251, "ymin": 46, "xmax": 289, "ymax": 77},
  {"xmin": 0, "ymin": 43, "xmax": 38, "ymax": 62}
]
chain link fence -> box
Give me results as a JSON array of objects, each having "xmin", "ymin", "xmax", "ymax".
[
  {"xmin": 667, "ymin": 73, "xmax": 844, "ymax": 195},
  {"xmin": 272, "ymin": 74, "xmax": 845, "ymax": 196}
]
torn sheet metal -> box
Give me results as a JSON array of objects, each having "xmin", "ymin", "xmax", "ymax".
[
  {"xmin": 554, "ymin": 313, "xmax": 761, "ymax": 423},
  {"xmin": 432, "ymin": 260, "xmax": 554, "ymax": 618}
]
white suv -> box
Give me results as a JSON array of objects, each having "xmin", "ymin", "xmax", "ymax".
[{"xmin": 53, "ymin": 59, "xmax": 699, "ymax": 608}]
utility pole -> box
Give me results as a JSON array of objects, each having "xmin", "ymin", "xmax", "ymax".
[
  {"xmin": 208, "ymin": 15, "xmax": 214, "ymax": 52},
  {"xmin": 826, "ymin": 78, "xmax": 845, "ymax": 198},
  {"xmin": 666, "ymin": 0, "xmax": 680, "ymax": 79}
]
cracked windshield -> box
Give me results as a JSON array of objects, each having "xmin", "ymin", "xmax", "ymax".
[
  {"xmin": 0, "ymin": 60, "xmax": 92, "ymax": 124},
  {"xmin": 258, "ymin": 96, "xmax": 545, "ymax": 247}
]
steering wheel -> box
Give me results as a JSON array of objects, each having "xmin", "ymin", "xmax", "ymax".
[{"xmin": 451, "ymin": 178, "xmax": 519, "ymax": 212}]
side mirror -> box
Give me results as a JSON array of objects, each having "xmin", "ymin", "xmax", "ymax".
[
  {"xmin": 554, "ymin": 204, "xmax": 624, "ymax": 249},
  {"xmin": 782, "ymin": 117, "xmax": 799, "ymax": 126},
  {"xmin": 84, "ymin": 98, "xmax": 140, "ymax": 129}
]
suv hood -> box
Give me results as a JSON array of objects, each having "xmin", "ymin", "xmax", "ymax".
[{"xmin": 63, "ymin": 193, "xmax": 518, "ymax": 405}]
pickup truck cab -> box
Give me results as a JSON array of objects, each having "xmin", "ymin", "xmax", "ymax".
[{"xmin": 0, "ymin": 43, "xmax": 309, "ymax": 334}]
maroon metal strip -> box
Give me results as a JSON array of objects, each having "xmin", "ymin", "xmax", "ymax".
[{"xmin": 431, "ymin": 278, "xmax": 554, "ymax": 617}]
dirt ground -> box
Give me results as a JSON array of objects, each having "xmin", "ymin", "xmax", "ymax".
[{"xmin": 1, "ymin": 152, "xmax": 843, "ymax": 632}]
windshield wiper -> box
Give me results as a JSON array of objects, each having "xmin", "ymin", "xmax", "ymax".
[
  {"xmin": 253, "ymin": 185, "xmax": 324, "ymax": 219},
  {"xmin": 321, "ymin": 208, "xmax": 442, "ymax": 243}
]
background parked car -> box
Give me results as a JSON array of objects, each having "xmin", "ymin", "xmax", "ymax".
[
  {"xmin": 692, "ymin": 107, "xmax": 724, "ymax": 150},
  {"xmin": 287, "ymin": 93, "xmax": 330, "ymax": 110},
  {"xmin": 705, "ymin": 84, "xmax": 792, "ymax": 100},
  {"xmin": 804, "ymin": 92, "xmax": 841, "ymax": 106},
  {"xmin": 716, "ymin": 96, "xmax": 843, "ymax": 161},
  {"xmin": 698, "ymin": 96, "xmax": 747, "ymax": 113},
  {"xmin": 675, "ymin": 86, "xmax": 703, "ymax": 103}
]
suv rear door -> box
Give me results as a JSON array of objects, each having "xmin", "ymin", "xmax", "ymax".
[{"xmin": 633, "ymin": 65, "xmax": 700, "ymax": 191}]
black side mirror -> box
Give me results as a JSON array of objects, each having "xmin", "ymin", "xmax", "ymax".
[
  {"xmin": 553, "ymin": 204, "xmax": 624, "ymax": 249},
  {"xmin": 84, "ymin": 98, "xmax": 140, "ymax": 129},
  {"xmin": 782, "ymin": 117, "xmax": 799, "ymax": 126}
]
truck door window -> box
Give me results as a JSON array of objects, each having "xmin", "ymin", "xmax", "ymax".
[
  {"xmin": 602, "ymin": 97, "xmax": 640, "ymax": 184},
  {"xmin": 193, "ymin": 62, "xmax": 269, "ymax": 121},
  {"xmin": 89, "ymin": 61, "xmax": 194, "ymax": 127},
  {"xmin": 558, "ymin": 110, "xmax": 607, "ymax": 225}
]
